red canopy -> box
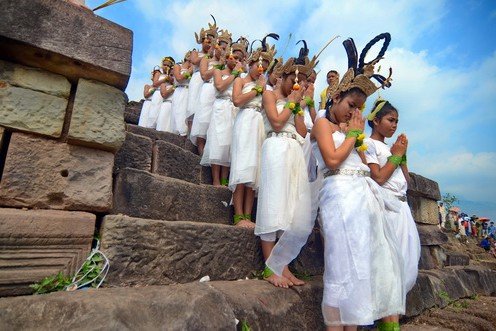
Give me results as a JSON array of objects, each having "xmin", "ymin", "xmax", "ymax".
[{"xmin": 478, "ymin": 217, "xmax": 490, "ymax": 222}]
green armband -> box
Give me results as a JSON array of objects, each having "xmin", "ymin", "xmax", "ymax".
[
  {"xmin": 285, "ymin": 101, "xmax": 303, "ymax": 116},
  {"xmin": 213, "ymin": 64, "xmax": 225, "ymax": 70},
  {"xmin": 231, "ymin": 70, "xmax": 240, "ymax": 77},
  {"xmin": 388, "ymin": 155, "xmax": 403, "ymax": 166},
  {"xmin": 252, "ymin": 85, "xmax": 263, "ymax": 95},
  {"xmin": 304, "ymin": 96, "xmax": 315, "ymax": 108}
]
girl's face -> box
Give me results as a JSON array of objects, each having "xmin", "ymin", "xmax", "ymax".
[
  {"xmin": 248, "ymin": 60, "xmax": 269, "ymax": 79},
  {"xmin": 226, "ymin": 50, "xmax": 243, "ymax": 69},
  {"xmin": 373, "ymin": 111, "xmax": 399, "ymax": 138},
  {"xmin": 332, "ymin": 92, "xmax": 366, "ymax": 123},
  {"xmin": 281, "ymin": 72, "xmax": 307, "ymax": 97},
  {"xmin": 202, "ymin": 36, "xmax": 213, "ymax": 52}
]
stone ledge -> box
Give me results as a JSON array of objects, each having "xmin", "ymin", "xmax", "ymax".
[
  {"xmin": 113, "ymin": 132, "xmax": 152, "ymax": 174},
  {"xmin": 0, "ymin": 0, "xmax": 132, "ymax": 90},
  {"xmin": 113, "ymin": 168, "xmax": 232, "ymax": 223},
  {"xmin": 407, "ymin": 172, "xmax": 441, "ymax": 201},
  {"xmin": 418, "ymin": 225, "xmax": 449, "ymax": 246},
  {"xmin": 152, "ymin": 140, "xmax": 202, "ymax": 184},
  {"xmin": 0, "ymin": 278, "xmax": 324, "ymax": 330},
  {"xmin": 0, "ymin": 208, "xmax": 95, "ymax": 296}
]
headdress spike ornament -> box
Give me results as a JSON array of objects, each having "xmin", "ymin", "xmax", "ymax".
[
  {"xmin": 367, "ymin": 96, "xmax": 387, "ymax": 121},
  {"xmin": 248, "ymin": 33, "xmax": 279, "ymax": 67},
  {"xmin": 194, "ymin": 14, "xmax": 219, "ymax": 44},
  {"xmin": 230, "ymin": 36, "xmax": 250, "ymax": 59},
  {"xmin": 335, "ymin": 32, "xmax": 393, "ymax": 97}
]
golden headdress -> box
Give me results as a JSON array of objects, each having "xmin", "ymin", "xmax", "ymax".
[
  {"xmin": 335, "ymin": 33, "xmax": 393, "ymax": 97},
  {"xmin": 215, "ymin": 29, "xmax": 233, "ymax": 45},
  {"xmin": 248, "ymin": 33, "xmax": 279, "ymax": 64},
  {"xmin": 161, "ymin": 56, "xmax": 175, "ymax": 67},
  {"xmin": 194, "ymin": 15, "xmax": 218, "ymax": 44},
  {"xmin": 230, "ymin": 37, "xmax": 250, "ymax": 58},
  {"xmin": 276, "ymin": 40, "xmax": 318, "ymax": 78},
  {"xmin": 267, "ymin": 56, "xmax": 283, "ymax": 75}
]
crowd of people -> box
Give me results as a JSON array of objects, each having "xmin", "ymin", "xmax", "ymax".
[
  {"xmin": 439, "ymin": 204, "xmax": 496, "ymax": 257},
  {"xmin": 137, "ymin": 17, "xmax": 419, "ymax": 331}
]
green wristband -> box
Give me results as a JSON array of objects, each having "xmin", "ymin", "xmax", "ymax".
[
  {"xmin": 231, "ymin": 70, "xmax": 240, "ymax": 77},
  {"xmin": 304, "ymin": 96, "xmax": 315, "ymax": 108},
  {"xmin": 388, "ymin": 155, "xmax": 403, "ymax": 166},
  {"xmin": 252, "ymin": 85, "xmax": 263, "ymax": 95},
  {"xmin": 346, "ymin": 129, "xmax": 363, "ymax": 139}
]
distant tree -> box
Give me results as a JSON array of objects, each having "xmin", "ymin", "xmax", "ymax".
[{"xmin": 442, "ymin": 193, "xmax": 459, "ymax": 231}]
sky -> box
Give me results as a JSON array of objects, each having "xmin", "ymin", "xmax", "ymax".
[{"xmin": 87, "ymin": 0, "xmax": 496, "ymax": 219}]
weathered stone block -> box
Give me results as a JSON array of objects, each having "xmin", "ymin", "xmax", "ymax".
[
  {"xmin": 408, "ymin": 172, "xmax": 441, "ymax": 201},
  {"xmin": 0, "ymin": 0, "xmax": 132, "ymax": 90},
  {"xmin": 408, "ymin": 195, "xmax": 439, "ymax": 225},
  {"xmin": 126, "ymin": 124, "xmax": 186, "ymax": 148},
  {"xmin": 461, "ymin": 266, "xmax": 496, "ymax": 296},
  {"xmin": 419, "ymin": 245, "xmax": 446, "ymax": 270},
  {"xmin": 113, "ymin": 168, "xmax": 232, "ymax": 223},
  {"xmin": 0, "ymin": 278, "xmax": 324, "ymax": 330},
  {"xmin": 68, "ymin": 79, "xmax": 126, "ymax": 152},
  {"xmin": 0, "ymin": 60, "xmax": 71, "ymax": 98},
  {"xmin": 0, "ymin": 127, "xmax": 4, "ymax": 148},
  {"xmin": 152, "ymin": 140, "xmax": 202, "ymax": 184},
  {"xmin": 124, "ymin": 100, "xmax": 142, "ymax": 125},
  {"xmin": 418, "ymin": 225, "xmax": 449, "ymax": 246},
  {"xmin": 405, "ymin": 272, "xmax": 437, "ymax": 317},
  {"xmin": 0, "ymin": 208, "xmax": 95, "ymax": 296},
  {"xmin": 445, "ymin": 252, "xmax": 470, "ymax": 266},
  {"xmin": 100, "ymin": 215, "xmax": 263, "ymax": 286},
  {"xmin": 0, "ymin": 82, "xmax": 67, "ymax": 138},
  {"xmin": 113, "ymin": 132, "xmax": 152, "ymax": 173},
  {"xmin": 0, "ymin": 133, "xmax": 113, "ymax": 212}
]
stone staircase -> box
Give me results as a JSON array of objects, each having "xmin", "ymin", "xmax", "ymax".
[{"xmin": 1, "ymin": 1, "xmax": 495, "ymax": 329}]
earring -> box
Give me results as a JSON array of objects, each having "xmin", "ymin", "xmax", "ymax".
[
  {"xmin": 292, "ymin": 68, "xmax": 300, "ymax": 90},
  {"xmin": 258, "ymin": 55, "xmax": 264, "ymax": 74}
]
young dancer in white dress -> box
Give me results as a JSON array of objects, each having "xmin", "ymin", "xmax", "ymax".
[
  {"xmin": 146, "ymin": 58, "xmax": 174, "ymax": 129},
  {"xmin": 190, "ymin": 29, "xmax": 231, "ymax": 155},
  {"xmin": 230, "ymin": 35, "xmax": 278, "ymax": 228},
  {"xmin": 256, "ymin": 53, "xmax": 315, "ymax": 288},
  {"xmin": 156, "ymin": 68, "xmax": 175, "ymax": 132},
  {"xmin": 365, "ymin": 98, "xmax": 421, "ymax": 331},
  {"xmin": 186, "ymin": 18, "xmax": 218, "ymax": 135},
  {"xmin": 138, "ymin": 76, "xmax": 157, "ymax": 128},
  {"xmin": 201, "ymin": 42, "xmax": 246, "ymax": 186},
  {"xmin": 312, "ymin": 33, "xmax": 404, "ymax": 330},
  {"xmin": 171, "ymin": 51, "xmax": 193, "ymax": 136}
]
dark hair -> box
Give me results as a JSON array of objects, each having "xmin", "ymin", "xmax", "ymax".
[
  {"xmin": 325, "ymin": 87, "xmax": 366, "ymax": 120},
  {"xmin": 367, "ymin": 100, "xmax": 398, "ymax": 129},
  {"xmin": 327, "ymin": 70, "xmax": 338, "ymax": 76}
]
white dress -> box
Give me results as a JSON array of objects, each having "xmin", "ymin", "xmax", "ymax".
[
  {"xmin": 313, "ymin": 131, "xmax": 405, "ymax": 326},
  {"xmin": 146, "ymin": 74, "xmax": 167, "ymax": 129},
  {"xmin": 186, "ymin": 52, "xmax": 205, "ymax": 120},
  {"xmin": 365, "ymin": 139, "xmax": 421, "ymax": 292},
  {"xmin": 256, "ymin": 99, "xmax": 313, "ymax": 276},
  {"xmin": 156, "ymin": 85, "xmax": 174, "ymax": 132},
  {"xmin": 189, "ymin": 60, "xmax": 219, "ymax": 145},
  {"xmin": 138, "ymin": 87, "xmax": 154, "ymax": 127},
  {"xmin": 201, "ymin": 75, "xmax": 237, "ymax": 167},
  {"xmin": 170, "ymin": 68, "xmax": 190, "ymax": 136},
  {"xmin": 228, "ymin": 81, "xmax": 265, "ymax": 191}
]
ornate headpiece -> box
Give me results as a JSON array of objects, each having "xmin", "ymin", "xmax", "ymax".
[
  {"xmin": 267, "ymin": 57, "xmax": 283, "ymax": 75},
  {"xmin": 161, "ymin": 56, "xmax": 175, "ymax": 67},
  {"xmin": 229, "ymin": 37, "xmax": 250, "ymax": 59},
  {"xmin": 248, "ymin": 33, "xmax": 279, "ymax": 74},
  {"xmin": 335, "ymin": 33, "xmax": 393, "ymax": 97},
  {"xmin": 194, "ymin": 15, "xmax": 218, "ymax": 44},
  {"xmin": 367, "ymin": 97, "xmax": 388, "ymax": 121},
  {"xmin": 216, "ymin": 29, "xmax": 233, "ymax": 46}
]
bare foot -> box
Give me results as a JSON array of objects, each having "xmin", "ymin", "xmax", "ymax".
[
  {"xmin": 283, "ymin": 266, "xmax": 305, "ymax": 286},
  {"xmin": 235, "ymin": 219, "xmax": 255, "ymax": 229},
  {"xmin": 265, "ymin": 274, "xmax": 293, "ymax": 288}
]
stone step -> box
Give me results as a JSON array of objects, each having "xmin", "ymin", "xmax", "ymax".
[
  {"xmin": 0, "ymin": 278, "xmax": 324, "ymax": 330},
  {"xmin": 114, "ymin": 132, "xmax": 212, "ymax": 184},
  {"xmin": 126, "ymin": 124, "xmax": 198, "ymax": 155},
  {"xmin": 444, "ymin": 251, "xmax": 470, "ymax": 266},
  {"xmin": 113, "ymin": 168, "xmax": 230, "ymax": 224},
  {"xmin": 124, "ymin": 101, "xmax": 142, "ymax": 125},
  {"xmin": 99, "ymin": 214, "xmax": 323, "ymax": 287}
]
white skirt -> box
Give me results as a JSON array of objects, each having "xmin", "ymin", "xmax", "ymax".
[
  {"xmin": 228, "ymin": 108, "xmax": 265, "ymax": 191},
  {"xmin": 138, "ymin": 99, "xmax": 152, "ymax": 127},
  {"xmin": 186, "ymin": 72, "xmax": 203, "ymax": 118},
  {"xmin": 319, "ymin": 175, "xmax": 405, "ymax": 326},
  {"xmin": 256, "ymin": 136, "xmax": 313, "ymax": 275},
  {"xmin": 170, "ymin": 86, "xmax": 189, "ymax": 136},
  {"xmin": 200, "ymin": 98, "xmax": 237, "ymax": 167},
  {"xmin": 146, "ymin": 89, "xmax": 163, "ymax": 129},
  {"xmin": 189, "ymin": 82, "xmax": 216, "ymax": 145},
  {"xmin": 156, "ymin": 100, "xmax": 173, "ymax": 132},
  {"xmin": 385, "ymin": 196, "xmax": 421, "ymax": 293}
]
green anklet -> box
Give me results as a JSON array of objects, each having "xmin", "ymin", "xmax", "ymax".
[
  {"xmin": 220, "ymin": 178, "xmax": 229, "ymax": 186},
  {"xmin": 243, "ymin": 214, "xmax": 252, "ymax": 221},
  {"xmin": 378, "ymin": 322, "xmax": 400, "ymax": 331},
  {"xmin": 233, "ymin": 214, "xmax": 244, "ymax": 225},
  {"xmin": 262, "ymin": 265, "xmax": 274, "ymax": 279}
]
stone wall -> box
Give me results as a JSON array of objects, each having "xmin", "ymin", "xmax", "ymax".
[{"xmin": 0, "ymin": 0, "xmax": 132, "ymax": 296}]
